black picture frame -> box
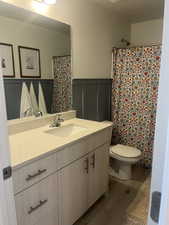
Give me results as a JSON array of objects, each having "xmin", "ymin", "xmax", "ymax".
[
  {"xmin": 0, "ymin": 42, "xmax": 15, "ymax": 78},
  {"xmin": 18, "ymin": 46, "xmax": 41, "ymax": 78}
]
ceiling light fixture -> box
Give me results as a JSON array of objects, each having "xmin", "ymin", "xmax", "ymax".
[
  {"xmin": 32, "ymin": 0, "xmax": 48, "ymax": 13},
  {"xmin": 35, "ymin": 0, "xmax": 56, "ymax": 5},
  {"xmin": 43, "ymin": 0, "xmax": 56, "ymax": 4}
]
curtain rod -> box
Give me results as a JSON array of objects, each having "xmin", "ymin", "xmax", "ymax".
[{"xmin": 112, "ymin": 43, "xmax": 162, "ymax": 50}]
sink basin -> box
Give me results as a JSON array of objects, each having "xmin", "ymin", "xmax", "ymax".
[{"xmin": 45, "ymin": 124, "xmax": 88, "ymax": 137}]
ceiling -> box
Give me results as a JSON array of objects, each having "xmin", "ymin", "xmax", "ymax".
[
  {"xmin": 0, "ymin": 1, "xmax": 70, "ymax": 33},
  {"xmin": 93, "ymin": 0, "xmax": 164, "ymax": 23},
  {"xmin": 0, "ymin": 0, "xmax": 164, "ymax": 27}
]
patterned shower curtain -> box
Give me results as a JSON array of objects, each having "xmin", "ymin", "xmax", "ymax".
[
  {"xmin": 52, "ymin": 56, "xmax": 72, "ymax": 113},
  {"xmin": 112, "ymin": 46, "xmax": 161, "ymax": 167}
]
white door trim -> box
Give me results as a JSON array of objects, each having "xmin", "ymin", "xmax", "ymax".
[
  {"xmin": 158, "ymin": 119, "xmax": 169, "ymax": 224},
  {"xmin": 0, "ymin": 61, "xmax": 17, "ymax": 225},
  {"xmin": 148, "ymin": 0, "xmax": 169, "ymax": 224}
]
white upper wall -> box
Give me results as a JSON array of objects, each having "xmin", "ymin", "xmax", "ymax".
[
  {"xmin": 0, "ymin": 0, "xmax": 130, "ymax": 79},
  {"xmin": 0, "ymin": 15, "xmax": 70, "ymax": 79},
  {"xmin": 131, "ymin": 18, "xmax": 163, "ymax": 46}
]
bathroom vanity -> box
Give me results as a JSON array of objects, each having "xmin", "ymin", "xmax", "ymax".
[{"xmin": 9, "ymin": 112, "xmax": 112, "ymax": 225}]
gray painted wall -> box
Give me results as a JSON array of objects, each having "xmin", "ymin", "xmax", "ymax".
[
  {"xmin": 72, "ymin": 79, "xmax": 112, "ymax": 122},
  {"xmin": 3, "ymin": 79, "xmax": 53, "ymax": 120}
]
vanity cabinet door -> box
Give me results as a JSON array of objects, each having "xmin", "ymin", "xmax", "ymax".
[
  {"xmin": 59, "ymin": 156, "xmax": 89, "ymax": 225},
  {"xmin": 15, "ymin": 173, "xmax": 59, "ymax": 225},
  {"xmin": 88, "ymin": 143, "xmax": 109, "ymax": 208}
]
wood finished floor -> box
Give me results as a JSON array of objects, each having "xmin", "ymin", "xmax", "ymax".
[{"xmin": 75, "ymin": 167, "xmax": 150, "ymax": 225}]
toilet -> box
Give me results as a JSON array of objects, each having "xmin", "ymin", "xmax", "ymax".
[{"xmin": 109, "ymin": 144, "xmax": 142, "ymax": 180}]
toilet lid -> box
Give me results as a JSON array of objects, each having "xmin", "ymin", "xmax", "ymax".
[{"xmin": 110, "ymin": 144, "xmax": 141, "ymax": 158}]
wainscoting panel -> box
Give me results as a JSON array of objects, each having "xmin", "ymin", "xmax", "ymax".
[
  {"xmin": 72, "ymin": 79, "xmax": 112, "ymax": 121},
  {"xmin": 3, "ymin": 79, "xmax": 53, "ymax": 120}
]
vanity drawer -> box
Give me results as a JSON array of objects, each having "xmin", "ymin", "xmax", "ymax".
[
  {"xmin": 15, "ymin": 173, "xmax": 58, "ymax": 225},
  {"xmin": 13, "ymin": 153, "xmax": 57, "ymax": 194}
]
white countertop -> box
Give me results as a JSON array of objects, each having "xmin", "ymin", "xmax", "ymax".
[{"xmin": 9, "ymin": 118, "xmax": 112, "ymax": 170}]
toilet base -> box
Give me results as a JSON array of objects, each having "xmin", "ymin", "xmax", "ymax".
[
  {"xmin": 109, "ymin": 160, "xmax": 132, "ymax": 180},
  {"xmin": 109, "ymin": 144, "xmax": 142, "ymax": 181}
]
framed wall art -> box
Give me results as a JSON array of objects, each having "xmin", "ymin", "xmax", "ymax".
[
  {"xmin": 18, "ymin": 46, "xmax": 41, "ymax": 78},
  {"xmin": 0, "ymin": 43, "xmax": 15, "ymax": 77}
]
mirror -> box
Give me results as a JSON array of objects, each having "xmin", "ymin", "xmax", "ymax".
[{"xmin": 0, "ymin": 1, "xmax": 72, "ymax": 120}]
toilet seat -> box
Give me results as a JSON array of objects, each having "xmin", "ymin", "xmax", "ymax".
[{"xmin": 110, "ymin": 144, "xmax": 141, "ymax": 158}]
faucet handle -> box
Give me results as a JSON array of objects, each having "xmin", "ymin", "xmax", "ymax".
[{"xmin": 35, "ymin": 111, "xmax": 43, "ymax": 117}]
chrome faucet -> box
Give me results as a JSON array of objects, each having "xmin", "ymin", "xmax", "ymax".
[
  {"xmin": 50, "ymin": 114, "xmax": 64, "ymax": 127},
  {"xmin": 24, "ymin": 108, "xmax": 43, "ymax": 118}
]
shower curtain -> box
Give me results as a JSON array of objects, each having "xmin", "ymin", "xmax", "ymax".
[
  {"xmin": 112, "ymin": 45, "xmax": 161, "ymax": 167},
  {"xmin": 52, "ymin": 55, "xmax": 72, "ymax": 113}
]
